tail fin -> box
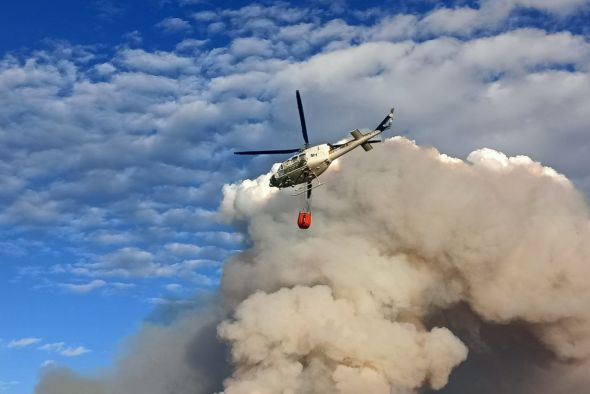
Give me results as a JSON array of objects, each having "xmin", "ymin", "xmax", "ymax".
[
  {"xmin": 348, "ymin": 107, "xmax": 394, "ymax": 152},
  {"xmin": 375, "ymin": 108, "xmax": 395, "ymax": 132}
]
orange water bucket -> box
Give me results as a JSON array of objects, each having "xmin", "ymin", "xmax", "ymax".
[{"xmin": 297, "ymin": 211, "xmax": 312, "ymax": 229}]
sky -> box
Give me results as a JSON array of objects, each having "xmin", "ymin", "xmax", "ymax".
[{"xmin": 1, "ymin": 0, "xmax": 590, "ymax": 393}]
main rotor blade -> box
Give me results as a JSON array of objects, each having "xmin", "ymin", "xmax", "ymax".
[
  {"xmin": 234, "ymin": 148, "xmax": 300, "ymax": 155},
  {"xmin": 296, "ymin": 90, "xmax": 310, "ymax": 146},
  {"xmin": 306, "ymin": 179, "xmax": 312, "ymax": 199}
]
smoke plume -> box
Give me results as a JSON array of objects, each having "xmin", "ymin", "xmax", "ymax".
[
  {"xmin": 36, "ymin": 137, "xmax": 590, "ymax": 393},
  {"xmin": 218, "ymin": 137, "xmax": 590, "ymax": 393}
]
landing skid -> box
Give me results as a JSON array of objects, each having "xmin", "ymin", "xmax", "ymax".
[{"xmin": 291, "ymin": 179, "xmax": 324, "ymax": 196}]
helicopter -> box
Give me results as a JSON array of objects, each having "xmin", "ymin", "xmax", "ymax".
[{"xmin": 235, "ymin": 91, "xmax": 395, "ymax": 228}]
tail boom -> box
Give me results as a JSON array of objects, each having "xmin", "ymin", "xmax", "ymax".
[{"xmin": 329, "ymin": 108, "xmax": 395, "ymax": 160}]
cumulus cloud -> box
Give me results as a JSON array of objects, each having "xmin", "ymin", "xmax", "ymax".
[
  {"xmin": 155, "ymin": 17, "xmax": 192, "ymax": 33},
  {"xmin": 386, "ymin": 0, "xmax": 590, "ymax": 37},
  {"xmin": 7, "ymin": 337, "xmax": 42, "ymax": 348},
  {"xmin": 165, "ymin": 242, "xmax": 202, "ymax": 255},
  {"xmin": 116, "ymin": 48, "xmax": 196, "ymax": 74},
  {"xmin": 39, "ymin": 342, "xmax": 91, "ymax": 357},
  {"xmin": 78, "ymin": 248, "xmax": 172, "ymax": 278},
  {"xmin": 175, "ymin": 38, "xmax": 208, "ymax": 52},
  {"xmin": 58, "ymin": 279, "xmax": 107, "ymax": 294},
  {"xmin": 60, "ymin": 347, "xmax": 92, "ymax": 357},
  {"xmin": 229, "ymin": 37, "xmax": 273, "ymax": 58},
  {"xmin": 192, "ymin": 10, "xmax": 218, "ymax": 22}
]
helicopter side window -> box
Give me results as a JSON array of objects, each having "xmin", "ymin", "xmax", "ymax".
[{"xmin": 283, "ymin": 157, "xmax": 296, "ymax": 169}]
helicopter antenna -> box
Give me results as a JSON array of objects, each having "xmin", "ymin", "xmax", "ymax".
[{"xmin": 296, "ymin": 90, "xmax": 309, "ymax": 146}]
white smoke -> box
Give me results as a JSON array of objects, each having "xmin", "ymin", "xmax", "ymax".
[
  {"xmin": 218, "ymin": 137, "xmax": 590, "ymax": 393},
  {"xmin": 219, "ymin": 285, "xmax": 466, "ymax": 393}
]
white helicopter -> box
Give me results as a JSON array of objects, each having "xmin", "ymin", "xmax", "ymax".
[{"xmin": 235, "ymin": 91, "xmax": 394, "ymax": 228}]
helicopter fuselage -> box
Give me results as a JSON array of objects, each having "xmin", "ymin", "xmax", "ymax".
[
  {"xmin": 269, "ymin": 126, "xmax": 384, "ymax": 188},
  {"xmin": 269, "ymin": 144, "xmax": 330, "ymax": 188}
]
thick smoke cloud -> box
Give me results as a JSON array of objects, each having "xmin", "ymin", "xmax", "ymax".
[
  {"xmin": 36, "ymin": 138, "xmax": 590, "ymax": 393},
  {"xmin": 218, "ymin": 137, "xmax": 590, "ymax": 392},
  {"xmin": 219, "ymin": 285, "xmax": 466, "ymax": 393}
]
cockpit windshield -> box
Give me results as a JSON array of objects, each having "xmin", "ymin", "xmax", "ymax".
[{"xmin": 277, "ymin": 153, "xmax": 305, "ymax": 175}]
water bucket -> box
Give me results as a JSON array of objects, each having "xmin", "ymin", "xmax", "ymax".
[{"xmin": 297, "ymin": 211, "xmax": 312, "ymax": 229}]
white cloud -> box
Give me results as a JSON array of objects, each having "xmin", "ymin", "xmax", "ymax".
[
  {"xmin": 39, "ymin": 342, "xmax": 66, "ymax": 352},
  {"xmin": 175, "ymin": 38, "xmax": 208, "ymax": 52},
  {"xmin": 421, "ymin": 7, "xmax": 480, "ymax": 35},
  {"xmin": 41, "ymin": 360, "xmax": 56, "ymax": 368},
  {"xmin": 366, "ymin": 0, "xmax": 590, "ymax": 39},
  {"xmin": 165, "ymin": 243, "xmax": 201, "ymax": 255},
  {"xmin": 116, "ymin": 49, "xmax": 196, "ymax": 74},
  {"xmin": 207, "ymin": 21, "xmax": 226, "ymax": 34},
  {"xmin": 87, "ymin": 248, "xmax": 171, "ymax": 277},
  {"xmin": 61, "ymin": 346, "xmax": 91, "ymax": 357},
  {"xmin": 7, "ymin": 337, "xmax": 41, "ymax": 348},
  {"xmin": 192, "ymin": 10, "xmax": 218, "ymax": 21},
  {"xmin": 122, "ymin": 30, "xmax": 143, "ymax": 45},
  {"xmin": 197, "ymin": 231, "xmax": 244, "ymax": 246},
  {"xmin": 0, "ymin": 192, "xmax": 65, "ymax": 226},
  {"xmin": 155, "ymin": 17, "xmax": 192, "ymax": 33},
  {"xmin": 93, "ymin": 232, "xmax": 136, "ymax": 245},
  {"xmin": 220, "ymin": 3, "xmax": 308, "ymax": 25},
  {"xmin": 493, "ymin": 0, "xmax": 590, "ymax": 15},
  {"xmin": 39, "ymin": 342, "xmax": 91, "ymax": 357},
  {"xmin": 59, "ymin": 279, "xmax": 107, "ymax": 294},
  {"xmin": 94, "ymin": 62, "xmax": 116, "ymax": 75}
]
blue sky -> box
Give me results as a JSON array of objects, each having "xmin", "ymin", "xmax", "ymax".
[{"xmin": 1, "ymin": 1, "xmax": 590, "ymax": 393}]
